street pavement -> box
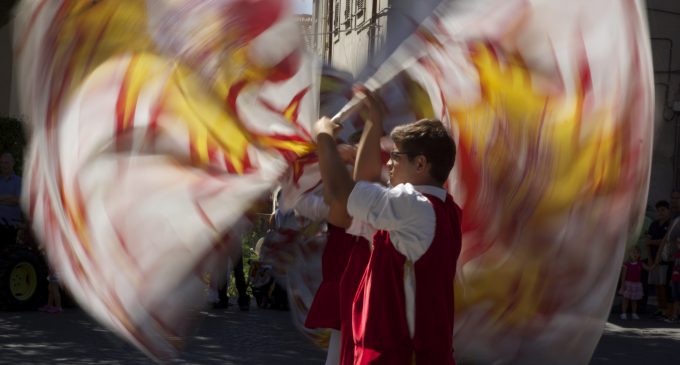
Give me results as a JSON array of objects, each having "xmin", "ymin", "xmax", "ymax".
[
  {"xmin": 591, "ymin": 313, "xmax": 680, "ymax": 365},
  {"xmin": 0, "ymin": 302, "xmax": 325, "ymax": 365},
  {"xmin": 1, "ymin": 302, "xmax": 679, "ymax": 365}
]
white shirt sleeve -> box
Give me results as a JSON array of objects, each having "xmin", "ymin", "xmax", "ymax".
[
  {"xmin": 293, "ymin": 193, "xmax": 329, "ymax": 220},
  {"xmin": 346, "ymin": 217, "xmax": 377, "ymax": 242},
  {"xmin": 347, "ymin": 181, "xmax": 436, "ymax": 262}
]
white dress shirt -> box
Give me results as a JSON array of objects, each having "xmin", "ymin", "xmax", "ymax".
[{"xmin": 346, "ymin": 181, "xmax": 447, "ymax": 338}]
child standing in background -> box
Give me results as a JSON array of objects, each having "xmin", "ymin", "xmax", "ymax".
[
  {"xmin": 619, "ymin": 246, "xmax": 653, "ymax": 319},
  {"xmin": 38, "ymin": 271, "xmax": 62, "ymax": 314}
]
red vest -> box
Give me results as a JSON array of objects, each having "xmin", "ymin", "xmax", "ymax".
[
  {"xmin": 352, "ymin": 193, "xmax": 461, "ymax": 365},
  {"xmin": 339, "ymin": 237, "xmax": 371, "ymax": 365},
  {"xmin": 305, "ymin": 224, "xmax": 358, "ymax": 330}
]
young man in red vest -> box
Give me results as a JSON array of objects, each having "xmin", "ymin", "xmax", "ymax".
[{"xmin": 314, "ymin": 94, "xmax": 462, "ymax": 365}]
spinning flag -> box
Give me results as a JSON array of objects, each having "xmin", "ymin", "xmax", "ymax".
[
  {"xmin": 13, "ymin": 0, "xmax": 317, "ymax": 360},
  {"xmin": 351, "ymin": 0, "xmax": 653, "ymax": 364}
]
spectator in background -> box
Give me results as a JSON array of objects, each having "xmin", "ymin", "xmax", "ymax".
[
  {"xmin": 0, "ymin": 152, "xmax": 22, "ymax": 244},
  {"xmin": 635, "ymin": 206, "xmax": 654, "ymax": 313},
  {"xmin": 213, "ymin": 255, "xmax": 250, "ymax": 311},
  {"xmin": 209, "ymin": 223, "xmax": 253, "ymax": 311},
  {"xmin": 38, "ymin": 270, "xmax": 63, "ymax": 314},
  {"xmin": 646, "ymin": 200, "xmax": 671, "ymax": 318},
  {"xmin": 619, "ymin": 246, "xmax": 653, "ymax": 320}
]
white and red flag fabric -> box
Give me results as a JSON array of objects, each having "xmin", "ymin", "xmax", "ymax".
[
  {"xmin": 352, "ymin": 1, "xmax": 653, "ymax": 363},
  {"xmin": 14, "ymin": 0, "xmax": 318, "ymax": 360}
]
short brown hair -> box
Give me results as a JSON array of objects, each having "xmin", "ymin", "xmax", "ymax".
[{"xmin": 390, "ymin": 119, "xmax": 456, "ymax": 184}]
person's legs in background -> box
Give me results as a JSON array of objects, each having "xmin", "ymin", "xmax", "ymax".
[
  {"xmin": 214, "ymin": 258, "xmax": 233, "ymax": 309},
  {"xmin": 233, "ymin": 256, "xmax": 250, "ymax": 311},
  {"xmin": 639, "ymin": 267, "xmax": 649, "ymax": 313}
]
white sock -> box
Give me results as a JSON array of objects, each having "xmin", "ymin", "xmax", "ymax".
[{"xmin": 324, "ymin": 329, "xmax": 341, "ymax": 365}]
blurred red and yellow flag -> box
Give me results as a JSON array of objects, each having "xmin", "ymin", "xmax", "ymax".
[{"xmin": 14, "ymin": 0, "xmax": 318, "ymax": 360}]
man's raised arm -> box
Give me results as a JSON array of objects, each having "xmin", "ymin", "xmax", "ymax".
[{"xmin": 314, "ymin": 117, "xmax": 355, "ymax": 227}]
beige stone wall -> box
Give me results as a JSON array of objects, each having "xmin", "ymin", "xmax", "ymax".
[
  {"xmin": 323, "ymin": 0, "xmax": 440, "ymax": 76},
  {"xmin": 327, "ymin": 0, "xmax": 389, "ymax": 76},
  {"xmin": 312, "ymin": 0, "xmax": 330, "ymax": 60}
]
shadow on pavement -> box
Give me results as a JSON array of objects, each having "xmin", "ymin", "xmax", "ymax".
[
  {"xmin": 3, "ymin": 305, "xmax": 678, "ymax": 364},
  {"xmin": 590, "ymin": 314, "xmax": 680, "ymax": 365},
  {"xmin": 0, "ymin": 304, "xmax": 325, "ymax": 365}
]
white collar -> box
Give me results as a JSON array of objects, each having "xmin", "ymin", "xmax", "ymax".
[{"xmin": 414, "ymin": 185, "xmax": 447, "ymax": 202}]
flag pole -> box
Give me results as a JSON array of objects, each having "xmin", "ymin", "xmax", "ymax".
[
  {"xmin": 330, "ymin": 93, "xmax": 366, "ymax": 125},
  {"xmin": 330, "ymin": 83, "xmax": 383, "ymax": 125}
]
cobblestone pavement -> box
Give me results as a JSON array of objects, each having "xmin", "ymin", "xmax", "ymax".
[
  {"xmin": 590, "ymin": 313, "xmax": 680, "ymax": 365},
  {"xmin": 0, "ymin": 303, "xmax": 325, "ymax": 365},
  {"xmin": 1, "ymin": 304, "xmax": 679, "ymax": 365}
]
